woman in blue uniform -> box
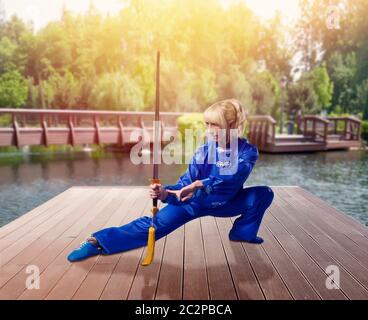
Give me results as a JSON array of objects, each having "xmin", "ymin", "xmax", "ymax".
[{"xmin": 67, "ymin": 99, "xmax": 274, "ymax": 261}]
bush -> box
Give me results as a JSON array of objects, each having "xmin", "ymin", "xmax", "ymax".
[
  {"xmin": 0, "ymin": 70, "xmax": 28, "ymax": 108},
  {"xmin": 0, "ymin": 114, "xmax": 12, "ymax": 127},
  {"xmin": 176, "ymin": 113, "xmax": 206, "ymax": 144}
]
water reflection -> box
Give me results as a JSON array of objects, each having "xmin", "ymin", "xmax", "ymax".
[{"xmin": 0, "ymin": 149, "xmax": 367, "ymax": 227}]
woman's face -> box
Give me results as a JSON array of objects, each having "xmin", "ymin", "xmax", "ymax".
[
  {"xmin": 205, "ymin": 121, "xmax": 223, "ymax": 141},
  {"xmin": 205, "ymin": 121, "xmax": 245, "ymax": 142}
]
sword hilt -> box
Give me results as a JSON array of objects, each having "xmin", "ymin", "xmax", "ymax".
[{"xmin": 149, "ymin": 178, "xmax": 161, "ymax": 209}]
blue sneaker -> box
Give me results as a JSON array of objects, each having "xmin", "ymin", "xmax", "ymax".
[
  {"xmin": 67, "ymin": 241, "xmax": 102, "ymax": 262},
  {"xmin": 229, "ymin": 230, "xmax": 264, "ymax": 244}
]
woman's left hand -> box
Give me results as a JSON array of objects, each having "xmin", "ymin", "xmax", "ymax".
[{"xmin": 167, "ymin": 181, "xmax": 203, "ymax": 202}]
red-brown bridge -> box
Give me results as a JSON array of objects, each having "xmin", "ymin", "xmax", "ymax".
[
  {"xmin": 0, "ymin": 108, "xmax": 184, "ymax": 149},
  {"xmin": 0, "ymin": 108, "xmax": 363, "ymax": 153}
]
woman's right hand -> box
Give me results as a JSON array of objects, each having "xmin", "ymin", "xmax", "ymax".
[{"xmin": 149, "ymin": 183, "xmax": 168, "ymax": 201}]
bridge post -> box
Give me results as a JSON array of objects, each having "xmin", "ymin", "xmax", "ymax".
[
  {"xmin": 68, "ymin": 115, "xmax": 75, "ymax": 147},
  {"xmin": 118, "ymin": 116, "xmax": 124, "ymax": 147},
  {"xmin": 356, "ymin": 121, "xmax": 361, "ymax": 141},
  {"xmin": 271, "ymin": 123, "xmax": 276, "ymax": 144},
  {"xmin": 41, "ymin": 114, "xmax": 49, "ymax": 147},
  {"xmin": 12, "ymin": 114, "xmax": 20, "ymax": 149},
  {"xmin": 323, "ymin": 122, "xmax": 328, "ymax": 143},
  {"xmin": 94, "ymin": 115, "xmax": 101, "ymax": 145}
]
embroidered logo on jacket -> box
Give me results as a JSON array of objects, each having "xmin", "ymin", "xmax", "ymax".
[
  {"xmin": 216, "ymin": 160, "xmax": 231, "ymax": 168},
  {"xmin": 211, "ymin": 201, "xmax": 226, "ymax": 207}
]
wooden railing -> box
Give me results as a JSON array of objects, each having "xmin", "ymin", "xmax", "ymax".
[
  {"xmin": 326, "ymin": 116, "xmax": 361, "ymax": 140},
  {"xmin": 297, "ymin": 115, "xmax": 330, "ymax": 142},
  {"xmin": 247, "ymin": 115, "xmax": 276, "ymax": 148},
  {"xmin": 0, "ymin": 108, "xmax": 186, "ymax": 148}
]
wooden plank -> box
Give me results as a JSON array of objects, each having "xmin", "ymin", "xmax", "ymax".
[
  {"xmin": 0, "ymin": 188, "xmax": 83, "ymax": 248},
  {"xmin": 98, "ymin": 196, "xmax": 152, "ymax": 300},
  {"xmin": 0, "ymin": 188, "xmax": 118, "ymax": 299},
  {"xmin": 0, "ymin": 188, "xmax": 105, "ymax": 292},
  {"xmin": 295, "ymin": 187, "xmax": 368, "ymax": 239},
  {"xmin": 72, "ymin": 191, "xmax": 152, "ymax": 300},
  {"xmin": 95, "ymin": 198, "xmax": 162, "ymax": 300},
  {"xmin": 229, "ymin": 215, "xmax": 292, "ymax": 300},
  {"xmin": 126, "ymin": 231, "xmax": 166, "ymax": 299},
  {"xmin": 16, "ymin": 188, "xmax": 137, "ymax": 300},
  {"xmin": 215, "ymin": 217, "xmax": 264, "ymax": 300},
  {"xmin": 7, "ymin": 189, "xmax": 103, "ymax": 266},
  {"xmin": 98, "ymin": 248, "xmax": 146, "ymax": 300},
  {"xmin": 264, "ymin": 212, "xmax": 347, "ymax": 300},
  {"xmin": 283, "ymin": 188, "xmax": 368, "ymax": 265},
  {"xmin": 201, "ymin": 216, "xmax": 237, "ymax": 300},
  {"xmin": 272, "ymin": 189, "xmax": 368, "ymax": 299},
  {"xmin": 182, "ymin": 217, "xmax": 209, "ymax": 300},
  {"xmin": 279, "ymin": 188, "xmax": 368, "ymax": 288},
  {"xmin": 286, "ymin": 187, "xmax": 367, "ymax": 240},
  {"xmin": 155, "ymin": 216, "xmax": 184, "ymax": 300},
  {"xmin": 0, "ymin": 187, "xmax": 77, "ymax": 238},
  {"xmin": 44, "ymin": 189, "xmax": 141, "ymax": 300},
  {"xmin": 258, "ymin": 223, "xmax": 320, "ymax": 300},
  {"xmin": 0, "ymin": 186, "xmax": 366, "ymax": 300},
  {"xmin": 125, "ymin": 200, "xmax": 167, "ymax": 300},
  {"xmin": 0, "ymin": 188, "xmax": 95, "ymax": 272}
]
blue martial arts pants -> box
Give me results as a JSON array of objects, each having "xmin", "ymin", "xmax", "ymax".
[{"xmin": 92, "ymin": 185, "xmax": 274, "ymax": 255}]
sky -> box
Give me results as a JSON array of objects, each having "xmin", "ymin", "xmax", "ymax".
[{"xmin": 1, "ymin": 0, "xmax": 301, "ymax": 31}]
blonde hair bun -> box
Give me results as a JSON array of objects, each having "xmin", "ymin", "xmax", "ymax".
[{"xmin": 204, "ymin": 99, "xmax": 248, "ymax": 129}]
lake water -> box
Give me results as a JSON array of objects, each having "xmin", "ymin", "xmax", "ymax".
[{"xmin": 0, "ymin": 148, "xmax": 367, "ymax": 228}]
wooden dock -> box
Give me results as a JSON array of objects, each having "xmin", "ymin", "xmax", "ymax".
[
  {"xmin": 0, "ymin": 186, "xmax": 367, "ymax": 300},
  {"xmin": 248, "ymin": 115, "xmax": 362, "ymax": 153}
]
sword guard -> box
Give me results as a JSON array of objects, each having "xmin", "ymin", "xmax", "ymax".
[{"xmin": 149, "ymin": 178, "xmax": 161, "ymax": 185}]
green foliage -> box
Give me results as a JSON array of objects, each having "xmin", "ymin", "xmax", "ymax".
[
  {"xmin": 0, "ymin": 70, "xmax": 28, "ymax": 107},
  {"xmin": 305, "ymin": 63, "xmax": 334, "ymax": 110},
  {"xmin": 176, "ymin": 113, "xmax": 206, "ymax": 143},
  {"xmin": 0, "ymin": 0, "xmax": 366, "ymax": 126},
  {"xmin": 0, "ymin": 0, "xmax": 291, "ymax": 116},
  {"xmin": 249, "ymin": 70, "xmax": 279, "ymax": 115},
  {"xmin": 355, "ymin": 79, "xmax": 368, "ymax": 120},
  {"xmin": 43, "ymin": 72, "xmax": 80, "ymax": 109},
  {"xmin": 295, "ymin": 0, "xmax": 368, "ymax": 119},
  {"xmin": 216, "ymin": 64, "xmax": 253, "ymax": 113},
  {"xmin": 286, "ymin": 80, "xmax": 319, "ymax": 116},
  {"xmin": 327, "ymin": 52, "xmax": 357, "ymax": 113},
  {"xmin": 89, "ymin": 72, "xmax": 145, "ymax": 111},
  {"xmin": 0, "ymin": 113, "xmax": 11, "ymax": 126},
  {"xmin": 0, "ymin": 36, "xmax": 18, "ymax": 73}
]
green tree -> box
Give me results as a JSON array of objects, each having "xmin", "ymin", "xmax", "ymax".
[
  {"xmin": 0, "ymin": 36, "xmax": 18, "ymax": 73},
  {"xmin": 327, "ymin": 52, "xmax": 357, "ymax": 113},
  {"xmin": 89, "ymin": 72, "xmax": 145, "ymax": 111},
  {"xmin": 43, "ymin": 71, "xmax": 81, "ymax": 109},
  {"xmin": 304, "ymin": 63, "xmax": 334, "ymax": 111},
  {"xmin": 286, "ymin": 80, "xmax": 319, "ymax": 116},
  {"xmin": 0, "ymin": 70, "xmax": 28, "ymax": 108}
]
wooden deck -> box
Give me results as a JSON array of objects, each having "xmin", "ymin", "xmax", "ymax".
[
  {"xmin": 0, "ymin": 186, "xmax": 368, "ymax": 300},
  {"xmin": 248, "ymin": 115, "xmax": 362, "ymax": 153}
]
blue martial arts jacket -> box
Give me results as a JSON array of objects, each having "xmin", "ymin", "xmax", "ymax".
[{"xmin": 162, "ymin": 137, "xmax": 259, "ymax": 211}]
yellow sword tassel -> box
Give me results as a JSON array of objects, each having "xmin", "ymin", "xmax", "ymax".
[{"xmin": 142, "ymin": 178, "xmax": 160, "ymax": 266}]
